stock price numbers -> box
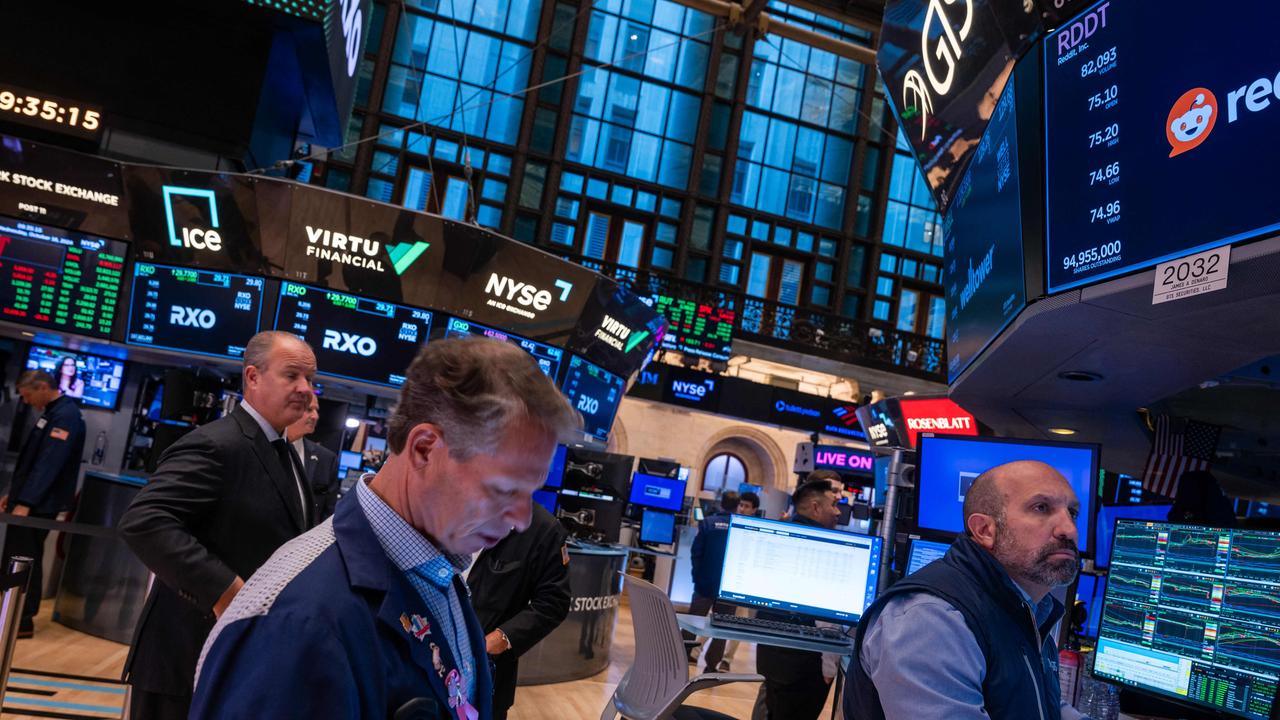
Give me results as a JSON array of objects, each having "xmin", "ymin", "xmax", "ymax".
[
  {"xmin": 1090, "ymin": 200, "xmax": 1122, "ymax": 224},
  {"xmin": 1089, "ymin": 161, "xmax": 1121, "ymax": 186},
  {"xmin": 1089, "ymin": 123, "xmax": 1120, "ymax": 148},
  {"xmin": 1080, "ymin": 46, "xmax": 1118, "ymax": 78},
  {"xmin": 1063, "ymin": 241, "xmax": 1122, "ymax": 271},
  {"xmin": 1087, "ymin": 84, "xmax": 1120, "ymax": 112}
]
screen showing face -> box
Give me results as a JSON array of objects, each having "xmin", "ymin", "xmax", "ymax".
[
  {"xmin": 275, "ymin": 283, "xmax": 433, "ymax": 388},
  {"xmin": 25, "ymin": 344, "xmax": 125, "ymax": 409},
  {"xmin": 1093, "ymin": 521, "xmax": 1280, "ymax": 719},
  {"xmin": 0, "ymin": 215, "xmax": 126, "ymax": 339},
  {"xmin": 559, "ymin": 355, "xmax": 625, "ymax": 441},
  {"xmin": 126, "ymin": 263, "xmax": 264, "ymax": 360},
  {"xmin": 916, "ymin": 435, "xmax": 1098, "ymax": 552}
]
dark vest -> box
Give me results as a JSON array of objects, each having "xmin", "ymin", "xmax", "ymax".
[{"xmin": 845, "ymin": 536, "xmax": 1064, "ymax": 720}]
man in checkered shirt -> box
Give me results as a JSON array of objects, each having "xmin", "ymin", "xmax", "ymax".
[{"xmin": 191, "ymin": 337, "xmax": 580, "ymax": 719}]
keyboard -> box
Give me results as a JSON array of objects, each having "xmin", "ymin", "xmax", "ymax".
[{"xmin": 709, "ymin": 613, "xmax": 850, "ymax": 646}]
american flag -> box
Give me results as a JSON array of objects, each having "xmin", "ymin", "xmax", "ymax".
[{"xmin": 1142, "ymin": 415, "xmax": 1221, "ymax": 499}]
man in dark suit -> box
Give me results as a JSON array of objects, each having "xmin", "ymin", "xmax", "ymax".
[
  {"xmin": 119, "ymin": 331, "xmax": 318, "ymax": 720},
  {"xmin": 467, "ymin": 502, "xmax": 572, "ymax": 720},
  {"xmin": 1, "ymin": 369, "xmax": 86, "ymax": 637},
  {"xmin": 286, "ymin": 393, "xmax": 340, "ymax": 521}
]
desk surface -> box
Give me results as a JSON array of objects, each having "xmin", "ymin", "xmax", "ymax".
[{"xmin": 677, "ymin": 613, "xmax": 852, "ymax": 656}]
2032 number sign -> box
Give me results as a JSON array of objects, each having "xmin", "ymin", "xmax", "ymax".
[{"xmin": 1152, "ymin": 246, "xmax": 1230, "ymax": 306}]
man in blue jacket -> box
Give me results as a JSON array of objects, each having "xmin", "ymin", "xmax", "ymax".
[
  {"xmin": 191, "ymin": 338, "xmax": 580, "ymax": 719},
  {"xmin": 2, "ymin": 369, "xmax": 85, "ymax": 637},
  {"xmin": 686, "ymin": 491, "xmax": 738, "ymax": 671},
  {"xmin": 845, "ymin": 460, "xmax": 1088, "ymax": 720}
]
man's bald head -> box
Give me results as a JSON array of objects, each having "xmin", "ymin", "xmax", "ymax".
[
  {"xmin": 962, "ymin": 460, "xmax": 1081, "ymax": 599},
  {"xmin": 962, "ymin": 460, "xmax": 1070, "ymax": 535}
]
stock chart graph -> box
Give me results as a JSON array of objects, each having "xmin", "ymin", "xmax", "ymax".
[{"xmin": 1094, "ymin": 520, "xmax": 1280, "ymax": 720}]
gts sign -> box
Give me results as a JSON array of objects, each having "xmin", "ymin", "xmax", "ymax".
[
  {"xmin": 484, "ymin": 273, "xmax": 573, "ymax": 311},
  {"xmin": 170, "ymin": 306, "xmax": 216, "ymax": 329},
  {"xmin": 322, "ymin": 330, "xmax": 377, "ymax": 356}
]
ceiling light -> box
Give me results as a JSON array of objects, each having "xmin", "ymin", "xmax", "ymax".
[
  {"xmin": 1057, "ymin": 370, "xmax": 1103, "ymax": 382},
  {"xmin": 345, "ymin": 418, "xmax": 361, "ymax": 429},
  {"xmin": 1048, "ymin": 427, "xmax": 1077, "ymax": 436}
]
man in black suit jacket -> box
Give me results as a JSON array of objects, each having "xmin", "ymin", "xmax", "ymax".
[
  {"xmin": 466, "ymin": 503, "xmax": 572, "ymax": 720},
  {"xmin": 286, "ymin": 393, "xmax": 340, "ymax": 521},
  {"xmin": 119, "ymin": 331, "xmax": 318, "ymax": 720}
]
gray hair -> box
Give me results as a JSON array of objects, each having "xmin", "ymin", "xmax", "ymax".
[
  {"xmin": 16, "ymin": 369, "xmax": 56, "ymax": 390},
  {"xmin": 243, "ymin": 331, "xmax": 309, "ymax": 372},
  {"xmin": 388, "ymin": 337, "xmax": 582, "ymax": 459}
]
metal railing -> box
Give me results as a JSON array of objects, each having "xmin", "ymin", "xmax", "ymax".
[{"xmin": 564, "ymin": 255, "xmax": 946, "ymax": 381}]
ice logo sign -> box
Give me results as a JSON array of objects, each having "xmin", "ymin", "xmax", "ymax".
[{"xmin": 1167, "ymin": 88, "xmax": 1218, "ymax": 157}]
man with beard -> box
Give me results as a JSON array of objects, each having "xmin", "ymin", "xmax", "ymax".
[{"xmin": 844, "ymin": 460, "xmax": 1088, "ymax": 720}]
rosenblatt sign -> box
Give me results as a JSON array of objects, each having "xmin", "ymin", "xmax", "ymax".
[
  {"xmin": 854, "ymin": 396, "xmax": 977, "ymax": 450},
  {"xmin": 899, "ymin": 397, "xmax": 977, "ymax": 447}
]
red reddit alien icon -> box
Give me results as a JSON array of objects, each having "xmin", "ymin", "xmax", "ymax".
[{"xmin": 1166, "ymin": 88, "xmax": 1218, "ymax": 157}]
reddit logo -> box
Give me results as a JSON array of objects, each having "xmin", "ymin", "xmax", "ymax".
[{"xmin": 1166, "ymin": 88, "xmax": 1218, "ymax": 157}]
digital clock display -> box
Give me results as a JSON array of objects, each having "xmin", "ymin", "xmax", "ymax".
[
  {"xmin": 0, "ymin": 215, "xmax": 126, "ymax": 339},
  {"xmin": 0, "ymin": 83, "xmax": 103, "ymax": 140}
]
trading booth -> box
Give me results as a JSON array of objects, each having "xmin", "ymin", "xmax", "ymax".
[{"xmin": 0, "ymin": 133, "xmax": 665, "ymax": 667}]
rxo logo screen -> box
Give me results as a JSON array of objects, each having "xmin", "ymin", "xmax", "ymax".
[
  {"xmin": 322, "ymin": 329, "xmax": 377, "ymax": 356},
  {"xmin": 163, "ymin": 185, "xmax": 222, "ymax": 252},
  {"xmin": 170, "ymin": 306, "xmax": 216, "ymax": 329}
]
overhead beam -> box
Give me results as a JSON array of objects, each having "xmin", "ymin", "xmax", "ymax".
[{"xmin": 669, "ymin": 0, "xmax": 879, "ymax": 64}]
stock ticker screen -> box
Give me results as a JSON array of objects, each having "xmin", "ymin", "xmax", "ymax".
[
  {"xmin": 559, "ymin": 354, "xmax": 624, "ymax": 441},
  {"xmin": 1093, "ymin": 520, "xmax": 1280, "ymax": 719},
  {"xmin": 0, "ymin": 215, "xmax": 125, "ymax": 339},
  {"xmin": 126, "ymin": 263, "xmax": 264, "ymax": 360},
  {"xmin": 442, "ymin": 316, "xmax": 564, "ymax": 379},
  {"xmin": 275, "ymin": 283, "xmax": 433, "ymax": 388},
  {"xmin": 651, "ymin": 294, "xmax": 734, "ymax": 362},
  {"xmin": 1043, "ymin": 1, "xmax": 1280, "ymax": 293}
]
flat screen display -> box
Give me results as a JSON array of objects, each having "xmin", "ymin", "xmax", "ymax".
[
  {"xmin": 274, "ymin": 282, "xmax": 433, "ymax": 388},
  {"xmin": 441, "ymin": 316, "xmax": 563, "ymax": 379},
  {"xmin": 544, "ymin": 444, "xmax": 567, "ymax": 488},
  {"xmin": 1094, "ymin": 504, "xmax": 1173, "ymax": 569},
  {"xmin": 719, "ymin": 515, "xmax": 881, "ymax": 624},
  {"xmin": 339, "ymin": 450, "xmax": 362, "ymax": 470},
  {"xmin": 24, "ymin": 344, "xmax": 125, "ymax": 410},
  {"xmin": 126, "ymin": 263, "xmax": 264, "ymax": 360},
  {"xmin": 640, "ymin": 509, "xmax": 676, "ymax": 545},
  {"xmin": 559, "ymin": 354, "xmax": 624, "ymax": 442},
  {"xmin": 1074, "ymin": 572, "xmax": 1106, "ymax": 638},
  {"xmin": 532, "ymin": 488, "xmax": 559, "ymax": 515},
  {"xmin": 944, "ymin": 77, "xmax": 1025, "ymax": 383},
  {"xmin": 628, "ymin": 472, "xmax": 687, "ymax": 512},
  {"xmin": 0, "ymin": 215, "xmax": 125, "ymax": 339},
  {"xmin": 1093, "ymin": 521, "xmax": 1280, "ymax": 719},
  {"xmin": 1043, "ymin": 1, "xmax": 1280, "ymax": 293},
  {"xmin": 651, "ymin": 294, "xmax": 735, "ymax": 362},
  {"xmin": 916, "ymin": 435, "xmax": 1098, "ymax": 552},
  {"xmin": 906, "ymin": 538, "xmax": 950, "ymax": 575}
]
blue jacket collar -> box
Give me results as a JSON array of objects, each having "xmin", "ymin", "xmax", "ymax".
[{"xmin": 332, "ymin": 493, "xmax": 493, "ymax": 718}]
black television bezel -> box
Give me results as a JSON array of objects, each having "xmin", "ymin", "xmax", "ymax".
[{"xmin": 25, "ymin": 342, "xmax": 127, "ymax": 411}]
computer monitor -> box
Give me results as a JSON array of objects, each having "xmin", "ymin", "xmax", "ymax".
[
  {"xmin": 532, "ymin": 489, "xmax": 559, "ymax": 516},
  {"xmin": 1093, "ymin": 520, "xmax": 1280, "ymax": 720},
  {"xmin": 628, "ymin": 472, "xmax": 687, "ymax": 512},
  {"xmin": 717, "ymin": 515, "xmax": 882, "ymax": 624},
  {"xmin": 562, "ymin": 447, "xmax": 632, "ymax": 500},
  {"xmin": 916, "ymin": 435, "xmax": 1099, "ymax": 552},
  {"xmin": 1073, "ymin": 572, "xmax": 1106, "ymax": 639},
  {"xmin": 905, "ymin": 538, "xmax": 950, "ymax": 575},
  {"xmin": 24, "ymin": 344, "xmax": 125, "ymax": 410},
  {"xmin": 640, "ymin": 509, "xmax": 677, "ymax": 545},
  {"xmin": 339, "ymin": 451, "xmax": 362, "ymax": 471},
  {"xmin": 1249, "ymin": 502, "xmax": 1280, "ymax": 520},
  {"xmin": 544, "ymin": 444, "xmax": 567, "ymax": 489},
  {"xmin": 1094, "ymin": 504, "xmax": 1173, "ymax": 569}
]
